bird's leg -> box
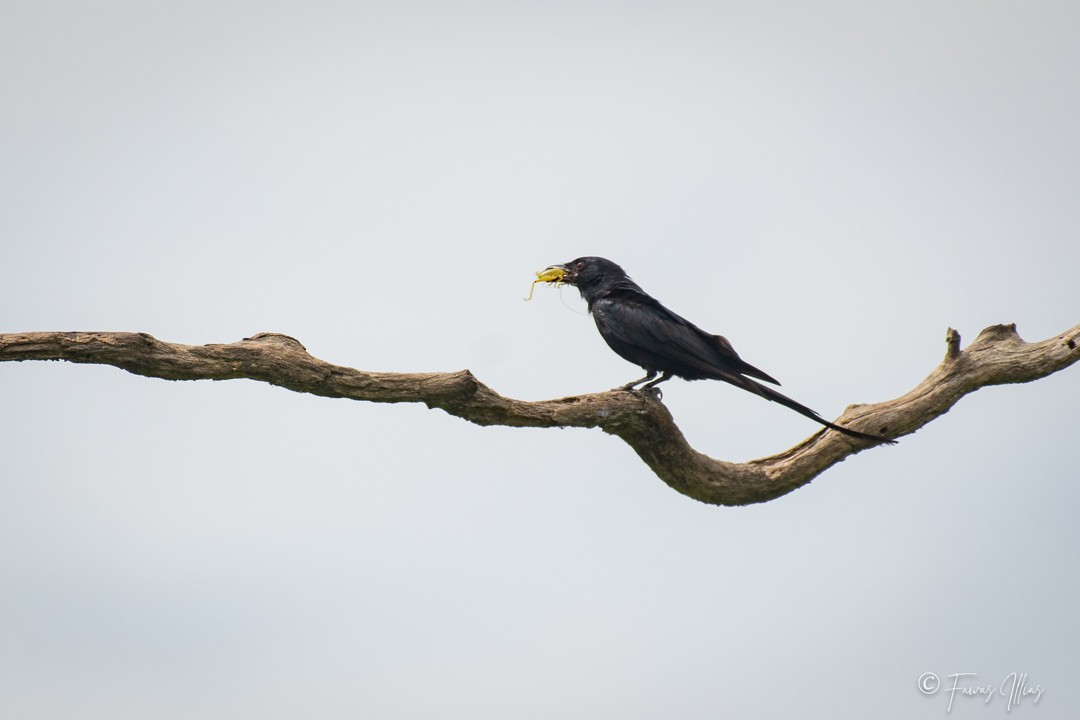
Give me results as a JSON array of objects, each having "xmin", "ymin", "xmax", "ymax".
[
  {"xmin": 620, "ymin": 369, "xmax": 656, "ymax": 391},
  {"xmin": 641, "ymin": 371, "xmax": 673, "ymax": 391}
]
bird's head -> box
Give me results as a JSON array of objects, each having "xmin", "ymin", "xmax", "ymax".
[{"xmin": 545, "ymin": 256, "xmax": 628, "ymax": 292}]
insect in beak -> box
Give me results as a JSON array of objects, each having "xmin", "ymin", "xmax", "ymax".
[{"xmin": 523, "ymin": 266, "xmax": 568, "ymax": 301}]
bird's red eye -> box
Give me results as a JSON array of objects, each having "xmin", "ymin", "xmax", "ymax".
[{"xmin": 575, "ymin": 261, "xmax": 585, "ymax": 270}]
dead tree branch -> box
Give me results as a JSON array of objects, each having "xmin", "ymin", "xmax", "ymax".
[{"xmin": 2, "ymin": 323, "xmax": 1078, "ymax": 505}]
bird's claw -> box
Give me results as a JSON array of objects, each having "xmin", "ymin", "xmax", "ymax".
[{"xmin": 617, "ymin": 383, "xmax": 663, "ymax": 400}]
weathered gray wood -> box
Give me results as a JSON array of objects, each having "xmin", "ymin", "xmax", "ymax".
[{"xmin": 3, "ymin": 323, "xmax": 1077, "ymax": 505}]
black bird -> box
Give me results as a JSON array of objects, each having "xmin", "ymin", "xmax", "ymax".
[{"xmin": 547, "ymin": 256, "xmax": 895, "ymax": 444}]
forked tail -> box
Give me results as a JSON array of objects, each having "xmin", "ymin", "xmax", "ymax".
[{"xmin": 739, "ymin": 376, "xmax": 896, "ymax": 445}]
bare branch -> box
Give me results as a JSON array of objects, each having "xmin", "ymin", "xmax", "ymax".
[{"xmin": 3, "ymin": 323, "xmax": 1078, "ymax": 505}]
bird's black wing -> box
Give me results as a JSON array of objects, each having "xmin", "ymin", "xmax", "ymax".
[{"xmin": 591, "ymin": 292, "xmax": 780, "ymax": 385}]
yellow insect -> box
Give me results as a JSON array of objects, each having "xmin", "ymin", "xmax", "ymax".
[{"xmin": 523, "ymin": 266, "xmax": 568, "ymax": 301}]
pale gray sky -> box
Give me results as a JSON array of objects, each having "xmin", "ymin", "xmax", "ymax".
[{"xmin": 2, "ymin": 2, "xmax": 1078, "ymax": 718}]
